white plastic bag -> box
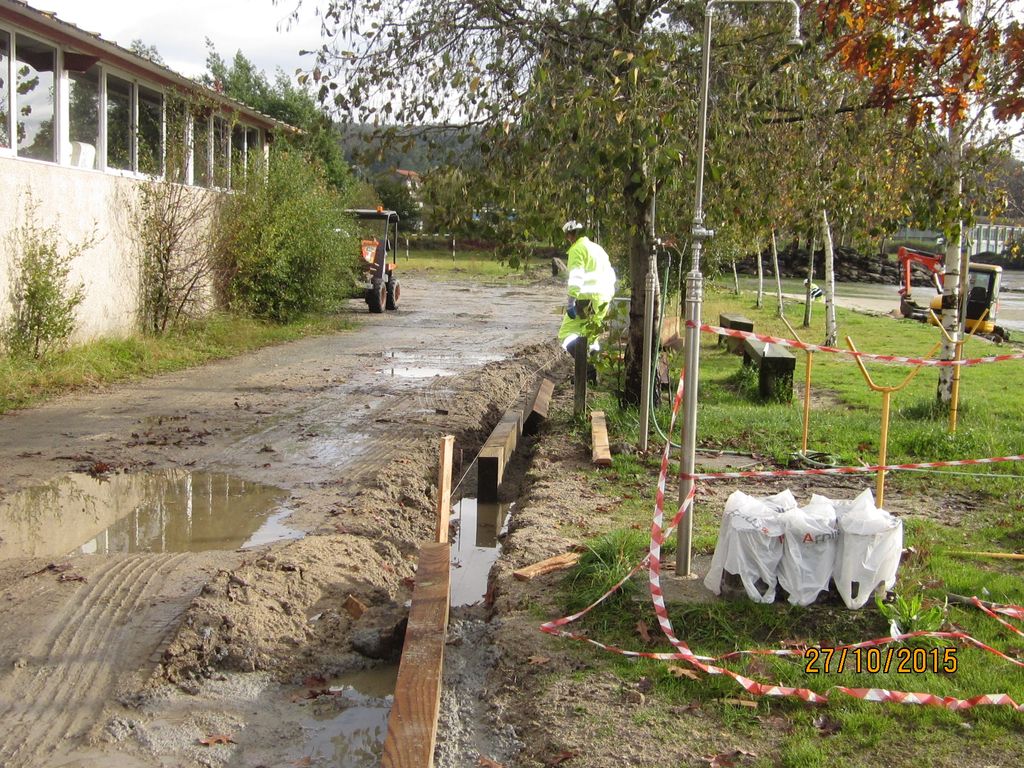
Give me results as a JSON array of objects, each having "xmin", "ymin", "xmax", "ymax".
[
  {"xmin": 778, "ymin": 498, "xmax": 839, "ymax": 606},
  {"xmin": 703, "ymin": 491, "xmax": 785, "ymax": 603},
  {"xmin": 830, "ymin": 489, "xmax": 903, "ymax": 609}
]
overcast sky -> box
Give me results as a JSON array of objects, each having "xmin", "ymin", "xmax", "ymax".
[{"xmin": 35, "ymin": 0, "xmax": 323, "ymax": 81}]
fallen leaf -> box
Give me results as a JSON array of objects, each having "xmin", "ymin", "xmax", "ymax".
[
  {"xmin": 708, "ymin": 748, "xmax": 757, "ymax": 767},
  {"xmin": 477, "ymin": 757, "xmax": 505, "ymax": 768},
  {"xmin": 543, "ymin": 752, "xmax": 577, "ymax": 766},
  {"xmin": 719, "ymin": 698, "xmax": 758, "ymax": 708},
  {"xmin": 635, "ymin": 620, "xmax": 652, "ymax": 644},
  {"xmin": 780, "ymin": 639, "xmax": 809, "ymax": 653},
  {"xmin": 812, "ymin": 714, "xmax": 842, "ymax": 736},
  {"xmin": 198, "ymin": 734, "xmax": 235, "ymax": 746},
  {"xmin": 343, "ymin": 594, "xmax": 367, "ymax": 619},
  {"xmin": 528, "ymin": 655, "xmax": 550, "ymax": 665},
  {"xmin": 666, "ymin": 664, "xmax": 700, "ymax": 680},
  {"xmin": 24, "ymin": 562, "xmax": 74, "ymax": 577}
]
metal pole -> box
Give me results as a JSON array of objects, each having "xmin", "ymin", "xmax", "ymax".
[
  {"xmin": 676, "ymin": 5, "xmax": 715, "ymax": 578},
  {"xmin": 639, "ymin": 250, "xmax": 657, "ymax": 452},
  {"xmin": 574, "ymin": 338, "xmax": 588, "ymax": 417},
  {"xmin": 676, "ymin": 0, "xmax": 802, "ymax": 578}
]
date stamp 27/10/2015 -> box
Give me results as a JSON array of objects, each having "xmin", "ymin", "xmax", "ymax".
[{"xmin": 804, "ymin": 646, "xmax": 958, "ymax": 675}]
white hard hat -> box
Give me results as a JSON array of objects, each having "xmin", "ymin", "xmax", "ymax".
[{"xmin": 562, "ymin": 219, "xmax": 584, "ymax": 233}]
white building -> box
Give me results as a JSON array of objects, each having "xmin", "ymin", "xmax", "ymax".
[{"xmin": 0, "ymin": 0, "xmax": 297, "ymax": 340}]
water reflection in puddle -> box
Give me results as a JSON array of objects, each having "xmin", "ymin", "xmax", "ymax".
[
  {"xmin": 450, "ymin": 496, "xmax": 512, "ymax": 607},
  {"xmin": 0, "ymin": 470, "xmax": 301, "ymax": 559},
  {"xmin": 389, "ymin": 366, "xmax": 453, "ymax": 378},
  {"xmin": 293, "ymin": 665, "xmax": 397, "ymax": 766}
]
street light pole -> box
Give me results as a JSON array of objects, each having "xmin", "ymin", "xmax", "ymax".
[{"xmin": 676, "ymin": 0, "xmax": 802, "ymax": 577}]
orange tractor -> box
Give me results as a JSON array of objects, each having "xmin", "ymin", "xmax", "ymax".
[
  {"xmin": 348, "ymin": 208, "xmax": 401, "ymax": 313},
  {"xmin": 897, "ymin": 246, "xmax": 1009, "ymax": 341}
]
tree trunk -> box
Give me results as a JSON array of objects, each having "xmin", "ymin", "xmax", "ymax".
[
  {"xmin": 803, "ymin": 232, "xmax": 816, "ymax": 328},
  {"xmin": 755, "ymin": 238, "xmax": 763, "ymax": 309},
  {"xmin": 623, "ymin": 171, "xmax": 657, "ymax": 406},
  {"xmin": 821, "ymin": 208, "xmax": 838, "ymax": 346},
  {"xmin": 937, "ymin": 123, "xmax": 964, "ymax": 404},
  {"xmin": 771, "ymin": 229, "xmax": 784, "ymax": 317}
]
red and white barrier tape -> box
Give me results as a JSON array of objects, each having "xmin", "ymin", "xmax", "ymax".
[
  {"xmin": 697, "ymin": 321, "xmax": 1024, "ymax": 368},
  {"xmin": 540, "ymin": 368, "xmax": 1024, "ymax": 712},
  {"xmin": 683, "ymin": 454, "xmax": 1024, "ymax": 481}
]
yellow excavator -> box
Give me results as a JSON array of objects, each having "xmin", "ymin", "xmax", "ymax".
[{"xmin": 897, "ymin": 247, "xmax": 1009, "ymax": 341}]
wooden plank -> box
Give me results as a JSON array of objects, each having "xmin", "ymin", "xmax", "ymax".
[
  {"xmin": 381, "ymin": 542, "xmax": 451, "ymax": 768},
  {"xmin": 591, "ymin": 410, "xmax": 612, "ymax": 467},
  {"xmin": 435, "ymin": 436, "xmax": 455, "ymax": 544},
  {"xmin": 525, "ymin": 378, "xmax": 554, "ymax": 433},
  {"xmin": 513, "ymin": 551, "xmax": 581, "ymax": 581}
]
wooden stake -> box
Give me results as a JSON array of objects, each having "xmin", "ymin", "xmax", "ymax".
[
  {"xmin": 381, "ymin": 542, "xmax": 451, "ymax": 768},
  {"xmin": 435, "ymin": 435, "xmax": 455, "ymax": 544}
]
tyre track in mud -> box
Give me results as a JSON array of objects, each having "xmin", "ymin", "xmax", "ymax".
[
  {"xmin": 0, "ymin": 275, "xmax": 567, "ymax": 767},
  {"xmin": 0, "ymin": 553, "xmax": 192, "ymax": 767}
]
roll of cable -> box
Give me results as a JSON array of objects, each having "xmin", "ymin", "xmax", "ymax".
[{"xmin": 791, "ymin": 449, "xmax": 839, "ymax": 468}]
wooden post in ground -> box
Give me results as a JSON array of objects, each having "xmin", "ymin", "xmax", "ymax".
[
  {"xmin": 380, "ymin": 542, "xmax": 451, "ymax": 768},
  {"xmin": 573, "ymin": 337, "xmax": 587, "ymax": 417},
  {"xmin": 435, "ymin": 435, "xmax": 454, "ymax": 544}
]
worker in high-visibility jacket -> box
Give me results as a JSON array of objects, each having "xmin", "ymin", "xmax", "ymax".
[{"xmin": 557, "ymin": 220, "xmax": 617, "ymax": 356}]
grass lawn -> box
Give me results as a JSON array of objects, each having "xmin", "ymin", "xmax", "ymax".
[
  {"xmin": 556, "ymin": 285, "xmax": 1024, "ymax": 766},
  {"xmin": 394, "ymin": 247, "xmax": 551, "ymax": 281},
  {"xmin": 0, "ymin": 312, "xmax": 356, "ymax": 414}
]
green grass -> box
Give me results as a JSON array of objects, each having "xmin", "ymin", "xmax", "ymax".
[
  {"xmin": 550, "ymin": 286, "xmax": 1024, "ymax": 765},
  {"xmin": 0, "ymin": 311, "xmax": 356, "ymax": 413},
  {"xmin": 394, "ymin": 247, "xmax": 550, "ymax": 281}
]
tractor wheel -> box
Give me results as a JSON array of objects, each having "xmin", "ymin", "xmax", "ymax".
[
  {"xmin": 386, "ymin": 277, "xmax": 400, "ymax": 310},
  {"xmin": 368, "ymin": 280, "xmax": 386, "ymax": 313}
]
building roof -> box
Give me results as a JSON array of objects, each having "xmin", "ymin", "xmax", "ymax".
[{"xmin": 0, "ymin": 0, "xmax": 299, "ymax": 134}]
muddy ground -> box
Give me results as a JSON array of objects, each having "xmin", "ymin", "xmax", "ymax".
[
  {"xmin": 0, "ymin": 274, "xmax": 1015, "ymax": 768},
  {"xmin": 0, "ymin": 274, "xmax": 572, "ymax": 768}
]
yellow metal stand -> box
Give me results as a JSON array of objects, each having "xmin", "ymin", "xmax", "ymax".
[
  {"xmin": 782, "ymin": 316, "xmax": 813, "ymax": 453},
  {"xmin": 846, "ymin": 336, "xmax": 941, "ymax": 507},
  {"xmin": 929, "ymin": 308, "xmax": 988, "ymax": 433}
]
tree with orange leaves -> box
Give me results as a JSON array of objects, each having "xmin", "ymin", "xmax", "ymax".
[{"xmin": 815, "ymin": 0, "xmax": 1024, "ymax": 403}]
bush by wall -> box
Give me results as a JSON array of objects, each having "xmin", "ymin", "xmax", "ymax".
[
  {"xmin": 212, "ymin": 150, "xmax": 355, "ymax": 323},
  {"xmin": 3, "ymin": 197, "xmax": 88, "ymax": 359}
]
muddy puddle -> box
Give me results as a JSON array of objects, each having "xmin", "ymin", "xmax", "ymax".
[
  {"xmin": 291, "ymin": 665, "xmax": 399, "ymax": 766},
  {"xmin": 0, "ymin": 470, "xmax": 301, "ymax": 559},
  {"xmin": 450, "ymin": 496, "xmax": 513, "ymax": 607}
]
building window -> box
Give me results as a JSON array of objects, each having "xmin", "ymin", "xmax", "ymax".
[
  {"xmin": 67, "ymin": 63, "xmax": 99, "ymax": 169},
  {"xmin": 138, "ymin": 85, "xmax": 162, "ymax": 175},
  {"xmin": 231, "ymin": 122, "xmax": 245, "ymax": 181},
  {"xmin": 15, "ymin": 34, "xmax": 56, "ymax": 162},
  {"xmin": 192, "ymin": 110, "xmax": 210, "ymax": 187},
  {"xmin": 213, "ymin": 116, "xmax": 229, "ymax": 188},
  {"xmin": 106, "ymin": 74, "xmax": 134, "ymax": 170},
  {"xmin": 0, "ymin": 30, "xmax": 10, "ymax": 149}
]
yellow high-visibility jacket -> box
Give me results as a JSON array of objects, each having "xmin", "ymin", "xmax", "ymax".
[{"xmin": 558, "ymin": 236, "xmax": 617, "ymax": 347}]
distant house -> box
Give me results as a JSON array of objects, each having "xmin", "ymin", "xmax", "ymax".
[
  {"xmin": 0, "ymin": 0, "xmax": 297, "ymax": 340},
  {"xmin": 393, "ymin": 168, "xmax": 422, "ymax": 195}
]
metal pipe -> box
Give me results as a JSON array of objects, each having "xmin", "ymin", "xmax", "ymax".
[
  {"xmin": 574, "ymin": 337, "xmax": 587, "ymax": 417},
  {"xmin": 676, "ymin": 0, "xmax": 802, "ymax": 577},
  {"xmin": 639, "ymin": 250, "xmax": 657, "ymax": 452}
]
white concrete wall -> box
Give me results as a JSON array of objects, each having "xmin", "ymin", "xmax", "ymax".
[{"xmin": 0, "ymin": 156, "xmax": 218, "ymax": 342}]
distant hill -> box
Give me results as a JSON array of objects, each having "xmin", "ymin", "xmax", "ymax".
[{"xmin": 337, "ymin": 123, "xmax": 481, "ymax": 176}]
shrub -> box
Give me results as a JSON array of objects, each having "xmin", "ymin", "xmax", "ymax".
[
  {"xmin": 3, "ymin": 198, "xmax": 89, "ymax": 358},
  {"xmin": 212, "ymin": 149, "xmax": 355, "ymax": 323}
]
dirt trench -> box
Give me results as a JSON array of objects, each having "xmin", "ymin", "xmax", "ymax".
[{"xmin": 0, "ymin": 275, "xmax": 568, "ymax": 768}]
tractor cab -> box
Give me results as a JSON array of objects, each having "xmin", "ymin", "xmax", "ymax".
[
  {"xmin": 346, "ymin": 208, "xmax": 401, "ymax": 313},
  {"xmin": 896, "ymin": 247, "xmax": 1007, "ymax": 340}
]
